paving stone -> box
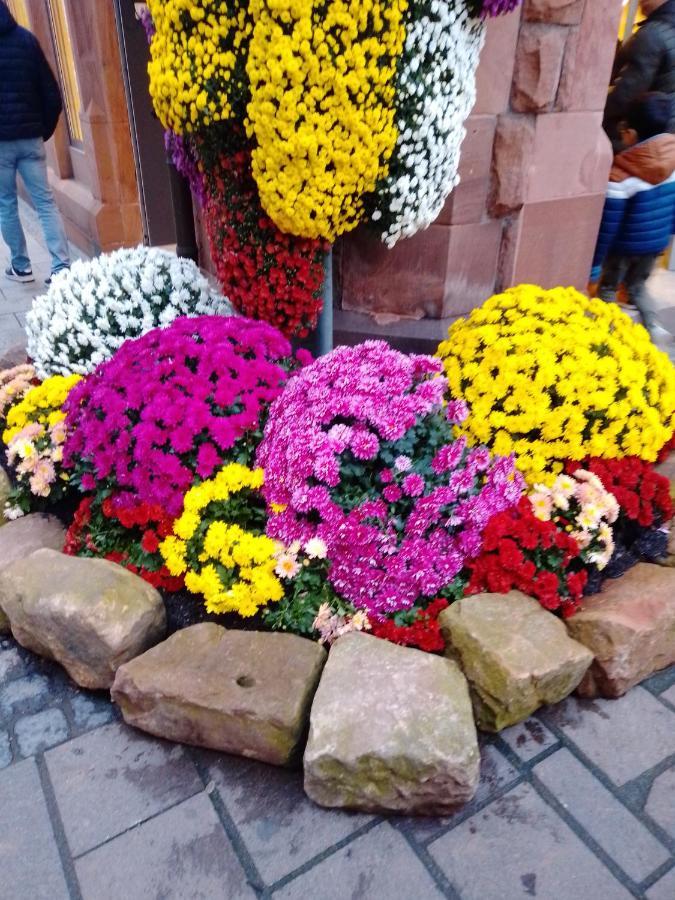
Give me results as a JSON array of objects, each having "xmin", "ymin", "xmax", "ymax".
[
  {"xmin": 75, "ymin": 792, "xmax": 254, "ymax": 900},
  {"xmin": 500, "ymin": 718, "xmax": 559, "ymax": 763},
  {"xmin": 645, "ymin": 767, "xmax": 675, "ymax": 839},
  {"xmin": 0, "ymin": 673, "xmax": 50, "ymax": 720},
  {"xmin": 643, "ymin": 667, "xmax": 675, "ymax": 697},
  {"xmin": 646, "ymin": 865, "xmax": 675, "ymax": 900},
  {"xmin": 0, "ymin": 642, "xmax": 25, "ymax": 682},
  {"xmin": 0, "ymin": 729, "xmax": 10, "ymax": 768},
  {"xmin": 661, "ymin": 684, "xmax": 675, "ymax": 707},
  {"xmin": 274, "ymin": 822, "xmax": 444, "ymax": 899},
  {"xmin": 0, "ymin": 758, "xmax": 69, "ymax": 899},
  {"xmin": 206, "ymin": 752, "xmax": 372, "ymax": 884},
  {"xmin": 69, "ymin": 692, "xmax": 115, "ymax": 732},
  {"xmin": 428, "ymin": 782, "xmax": 633, "ymax": 900},
  {"xmin": 45, "ymin": 721, "xmax": 203, "ymax": 856},
  {"xmin": 540, "ymin": 688, "xmax": 675, "ymax": 786},
  {"xmin": 534, "ymin": 748, "xmax": 670, "ymax": 882},
  {"xmin": 15, "ymin": 708, "xmax": 69, "ymax": 758}
]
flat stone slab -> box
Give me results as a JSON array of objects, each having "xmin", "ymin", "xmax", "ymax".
[
  {"xmin": 439, "ymin": 592, "xmax": 593, "ymax": 731},
  {"xmin": 0, "ymin": 549, "xmax": 165, "ymax": 689},
  {"xmin": 112, "ymin": 623, "xmax": 327, "ymax": 766},
  {"xmin": 567, "ymin": 564, "xmax": 675, "ymax": 698},
  {"xmin": 0, "ymin": 514, "xmax": 65, "ymax": 634},
  {"xmin": 304, "ymin": 632, "xmax": 479, "ymax": 815}
]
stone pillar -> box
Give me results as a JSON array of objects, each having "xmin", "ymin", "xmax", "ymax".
[{"xmin": 337, "ymin": 0, "xmax": 623, "ymax": 350}]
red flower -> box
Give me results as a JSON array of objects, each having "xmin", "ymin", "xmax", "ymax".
[
  {"xmin": 140, "ymin": 529, "xmax": 160, "ymax": 554},
  {"xmin": 370, "ymin": 599, "xmax": 449, "ymax": 653}
]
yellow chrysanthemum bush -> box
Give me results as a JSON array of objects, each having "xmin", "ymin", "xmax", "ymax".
[
  {"xmin": 2, "ymin": 374, "xmax": 81, "ymax": 515},
  {"xmin": 437, "ymin": 285, "xmax": 675, "ymax": 487},
  {"xmin": 245, "ymin": 0, "xmax": 408, "ymax": 240},
  {"xmin": 147, "ymin": 0, "xmax": 252, "ymax": 134},
  {"xmin": 160, "ymin": 463, "xmax": 283, "ymax": 617}
]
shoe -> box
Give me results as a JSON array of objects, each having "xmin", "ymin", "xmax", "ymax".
[
  {"xmin": 649, "ymin": 324, "xmax": 674, "ymax": 346},
  {"xmin": 5, "ymin": 264, "xmax": 34, "ymax": 284},
  {"xmin": 45, "ymin": 266, "xmax": 70, "ymax": 287}
]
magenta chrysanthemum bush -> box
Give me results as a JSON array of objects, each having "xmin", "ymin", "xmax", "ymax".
[
  {"xmin": 256, "ymin": 341, "xmax": 524, "ymax": 617},
  {"xmin": 64, "ymin": 316, "xmax": 303, "ymax": 518}
]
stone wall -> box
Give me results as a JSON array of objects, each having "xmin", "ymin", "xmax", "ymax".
[{"xmin": 337, "ymin": 0, "xmax": 624, "ymax": 349}]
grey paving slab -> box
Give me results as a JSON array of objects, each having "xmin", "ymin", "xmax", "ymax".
[
  {"xmin": 207, "ymin": 752, "xmax": 372, "ymax": 884},
  {"xmin": 500, "ymin": 717, "xmax": 559, "ymax": 763},
  {"xmin": 645, "ymin": 767, "xmax": 675, "ymax": 840},
  {"xmin": 646, "ymin": 865, "xmax": 675, "ymax": 900},
  {"xmin": 661, "ymin": 684, "xmax": 675, "ymax": 707},
  {"xmin": 429, "ymin": 782, "xmax": 633, "ymax": 900},
  {"xmin": 534, "ymin": 748, "xmax": 670, "ymax": 882},
  {"xmin": 0, "ymin": 673, "xmax": 50, "ymax": 720},
  {"xmin": 0, "ymin": 643, "xmax": 26, "ymax": 683},
  {"xmin": 274, "ymin": 822, "xmax": 444, "ymax": 899},
  {"xmin": 540, "ymin": 688, "xmax": 675, "ymax": 786},
  {"xmin": 0, "ymin": 729, "xmax": 10, "ymax": 769},
  {"xmin": 644, "ymin": 667, "xmax": 675, "ymax": 696},
  {"xmin": 75, "ymin": 792, "xmax": 255, "ymax": 900},
  {"xmin": 45, "ymin": 721, "xmax": 203, "ymax": 857},
  {"xmin": 0, "ymin": 757, "xmax": 69, "ymax": 899},
  {"xmin": 69, "ymin": 692, "xmax": 115, "ymax": 732},
  {"xmin": 15, "ymin": 708, "xmax": 69, "ymax": 758}
]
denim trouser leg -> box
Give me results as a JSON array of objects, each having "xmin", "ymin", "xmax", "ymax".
[
  {"xmin": 0, "ymin": 141, "xmax": 31, "ymax": 271},
  {"xmin": 15, "ymin": 139, "xmax": 70, "ymax": 273}
]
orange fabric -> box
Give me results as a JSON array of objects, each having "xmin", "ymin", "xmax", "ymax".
[{"xmin": 610, "ymin": 134, "xmax": 675, "ymax": 185}]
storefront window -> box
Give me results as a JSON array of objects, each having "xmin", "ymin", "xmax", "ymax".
[{"xmin": 46, "ymin": 0, "xmax": 84, "ymax": 144}]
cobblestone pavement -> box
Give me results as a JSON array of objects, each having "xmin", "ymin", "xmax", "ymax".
[{"xmin": 0, "ymin": 635, "xmax": 673, "ymax": 900}]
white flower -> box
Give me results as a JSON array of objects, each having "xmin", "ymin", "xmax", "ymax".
[
  {"xmin": 275, "ymin": 553, "xmax": 300, "ymax": 579},
  {"xmin": 3, "ymin": 504, "xmax": 24, "ymax": 521},
  {"xmin": 304, "ymin": 537, "xmax": 328, "ymax": 559},
  {"xmin": 25, "ymin": 246, "xmax": 236, "ymax": 379}
]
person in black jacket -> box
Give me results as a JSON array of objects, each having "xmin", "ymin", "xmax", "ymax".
[
  {"xmin": 604, "ymin": 0, "xmax": 675, "ymax": 150},
  {"xmin": 0, "ymin": 1, "xmax": 70, "ymax": 284}
]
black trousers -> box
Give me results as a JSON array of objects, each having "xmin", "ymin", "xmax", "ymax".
[{"xmin": 597, "ymin": 253, "xmax": 659, "ymax": 329}]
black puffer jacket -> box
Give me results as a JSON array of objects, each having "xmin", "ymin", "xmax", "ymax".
[
  {"xmin": 605, "ymin": 1, "xmax": 675, "ymax": 145},
  {"xmin": 0, "ymin": 2, "xmax": 62, "ymax": 142}
]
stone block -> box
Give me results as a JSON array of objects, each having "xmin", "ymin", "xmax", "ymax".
[
  {"xmin": 512, "ymin": 24, "xmax": 568, "ymax": 113},
  {"xmin": 474, "ymin": 10, "xmax": 521, "ymax": 115},
  {"xmin": 75, "ymin": 794, "xmax": 255, "ymax": 900},
  {"xmin": 304, "ymin": 632, "xmax": 479, "ymax": 815},
  {"xmin": 655, "ymin": 452, "xmax": 675, "ymax": 498},
  {"xmin": 440, "ymin": 592, "xmax": 592, "ymax": 731},
  {"xmin": 527, "ymin": 111, "xmax": 612, "ymax": 203},
  {"xmin": 340, "ymin": 221, "xmax": 501, "ymax": 320},
  {"xmin": 45, "ymin": 721, "xmax": 203, "ymax": 856},
  {"xmin": 524, "ymin": 0, "xmax": 584, "ymax": 25},
  {"xmin": 0, "ymin": 469, "xmax": 10, "ymax": 528},
  {"xmin": 0, "ymin": 514, "xmax": 66, "ymax": 634},
  {"xmin": 438, "ymin": 115, "xmax": 497, "ymax": 225},
  {"xmin": 557, "ymin": 0, "xmax": 624, "ymax": 112},
  {"xmin": 490, "ymin": 115, "xmax": 536, "ymax": 216},
  {"xmin": 0, "ymin": 549, "xmax": 166, "ymax": 689},
  {"xmin": 567, "ymin": 564, "xmax": 675, "ymax": 698},
  {"xmin": 507, "ymin": 193, "xmax": 606, "ymax": 289},
  {"xmin": 534, "ymin": 749, "xmax": 670, "ymax": 882},
  {"xmin": 112, "ymin": 624, "xmax": 326, "ymax": 766}
]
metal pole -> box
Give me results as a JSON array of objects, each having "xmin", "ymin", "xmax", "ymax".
[{"xmin": 306, "ymin": 247, "xmax": 334, "ymax": 356}]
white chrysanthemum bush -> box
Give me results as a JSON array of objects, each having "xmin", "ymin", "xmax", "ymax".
[{"xmin": 26, "ymin": 246, "xmax": 234, "ymax": 377}]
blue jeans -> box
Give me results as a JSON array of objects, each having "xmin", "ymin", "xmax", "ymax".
[{"xmin": 0, "ymin": 138, "xmax": 70, "ymax": 274}]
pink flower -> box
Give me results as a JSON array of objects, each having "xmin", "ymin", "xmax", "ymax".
[
  {"xmin": 350, "ymin": 429, "xmax": 380, "ymax": 460},
  {"xmin": 402, "ymin": 473, "xmax": 425, "ymax": 497},
  {"xmin": 383, "ymin": 485, "xmax": 402, "ymax": 503},
  {"xmin": 394, "ymin": 455, "xmax": 412, "ymax": 472}
]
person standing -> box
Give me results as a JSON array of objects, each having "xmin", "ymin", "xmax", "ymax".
[
  {"xmin": 604, "ymin": 0, "xmax": 675, "ymax": 149},
  {"xmin": 0, "ymin": 0, "xmax": 70, "ymax": 284}
]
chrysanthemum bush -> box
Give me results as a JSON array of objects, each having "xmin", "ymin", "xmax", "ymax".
[
  {"xmin": 0, "ymin": 364, "xmax": 36, "ymax": 427},
  {"xmin": 256, "ymin": 341, "xmax": 524, "ymax": 625},
  {"xmin": 369, "ymin": 1, "xmax": 484, "ymax": 247},
  {"xmin": 438, "ymin": 285, "xmax": 675, "ymax": 487},
  {"xmin": 2, "ymin": 374, "xmax": 80, "ymax": 515},
  {"xmin": 63, "ymin": 316, "xmax": 304, "ymax": 520},
  {"xmin": 26, "ymin": 247, "xmax": 233, "ymax": 378}
]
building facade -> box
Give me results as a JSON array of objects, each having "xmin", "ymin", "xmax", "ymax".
[{"xmin": 7, "ymin": 0, "xmax": 625, "ymax": 345}]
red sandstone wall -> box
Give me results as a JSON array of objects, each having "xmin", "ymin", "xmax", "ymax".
[{"xmin": 340, "ymin": 0, "xmax": 623, "ymax": 324}]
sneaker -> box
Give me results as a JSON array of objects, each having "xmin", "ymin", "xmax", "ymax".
[
  {"xmin": 5, "ymin": 264, "xmax": 34, "ymax": 284},
  {"xmin": 649, "ymin": 324, "xmax": 674, "ymax": 346},
  {"xmin": 45, "ymin": 266, "xmax": 70, "ymax": 287}
]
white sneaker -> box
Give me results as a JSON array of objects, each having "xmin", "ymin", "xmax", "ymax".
[
  {"xmin": 649, "ymin": 324, "xmax": 674, "ymax": 346},
  {"xmin": 4, "ymin": 264, "xmax": 34, "ymax": 284}
]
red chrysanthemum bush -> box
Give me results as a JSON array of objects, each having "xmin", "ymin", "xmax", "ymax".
[
  {"xmin": 465, "ymin": 498, "xmax": 587, "ymax": 618},
  {"xmin": 202, "ymin": 148, "xmax": 327, "ymax": 338},
  {"xmin": 64, "ymin": 495, "xmax": 184, "ymax": 592},
  {"xmin": 369, "ymin": 599, "xmax": 449, "ymax": 653}
]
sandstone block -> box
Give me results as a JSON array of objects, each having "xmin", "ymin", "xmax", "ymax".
[
  {"xmin": 0, "ymin": 549, "xmax": 165, "ymax": 689},
  {"xmin": 567, "ymin": 564, "xmax": 675, "ymax": 698},
  {"xmin": 524, "ymin": 0, "xmax": 584, "ymax": 25},
  {"xmin": 655, "ymin": 453, "xmax": 675, "ymax": 502},
  {"xmin": 512, "ymin": 25, "xmax": 568, "ymax": 113},
  {"xmin": 112, "ymin": 624, "xmax": 326, "ymax": 766},
  {"xmin": 656, "ymin": 524, "xmax": 675, "ymax": 568},
  {"xmin": 0, "ymin": 514, "xmax": 66, "ymax": 634},
  {"xmin": 490, "ymin": 115, "xmax": 536, "ymax": 216},
  {"xmin": 304, "ymin": 633, "xmax": 479, "ymax": 815},
  {"xmin": 440, "ymin": 592, "xmax": 593, "ymax": 731},
  {"xmin": 0, "ymin": 469, "xmax": 10, "ymax": 527}
]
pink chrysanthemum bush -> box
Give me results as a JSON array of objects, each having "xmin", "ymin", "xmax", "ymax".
[
  {"xmin": 256, "ymin": 341, "xmax": 524, "ymax": 623},
  {"xmin": 63, "ymin": 316, "xmax": 304, "ymax": 521}
]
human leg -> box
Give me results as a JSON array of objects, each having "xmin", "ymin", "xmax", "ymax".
[
  {"xmin": 15, "ymin": 138, "xmax": 70, "ymax": 274},
  {"xmin": 597, "ymin": 254, "xmax": 628, "ymax": 302},
  {"xmin": 623, "ymin": 254, "xmax": 660, "ymax": 331},
  {"xmin": 0, "ymin": 140, "xmax": 31, "ymax": 273}
]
